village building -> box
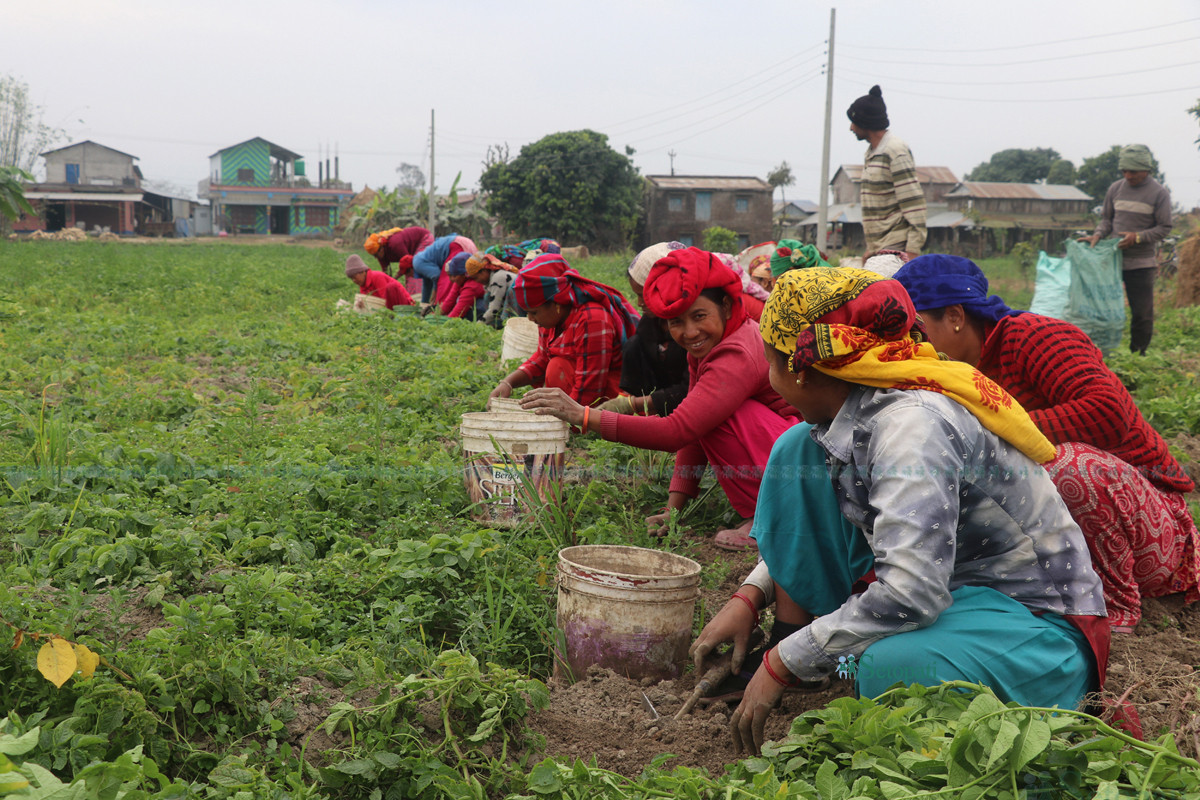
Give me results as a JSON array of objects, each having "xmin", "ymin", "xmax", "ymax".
[
  {"xmin": 14, "ymin": 141, "xmax": 144, "ymax": 235},
  {"xmin": 13, "ymin": 140, "xmax": 208, "ymax": 237},
  {"xmin": 944, "ymin": 181, "xmax": 1093, "ymax": 252},
  {"xmin": 642, "ymin": 175, "xmax": 773, "ymax": 251},
  {"xmin": 802, "ymin": 164, "xmax": 967, "ymax": 252},
  {"xmin": 773, "ymin": 199, "xmax": 818, "ymax": 240},
  {"xmin": 198, "ymin": 137, "xmax": 353, "ymax": 236}
]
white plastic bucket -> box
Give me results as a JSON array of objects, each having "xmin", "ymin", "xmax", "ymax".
[
  {"xmin": 556, "ymin": 545, "xmax": 701, "ymax": 682},
  {"xmin": 461, "ymin": 411, "xmax": 569, "ymax": 526},
  {"xmin": 486, "ymin": 397, "xmax": 528, "ymax": 414},
  {"xmin": 501, "ymin": 317, "xmax": 539, "ymax": 362},
  {"xmin": 354, "ymin": 293, "xmax": 387, "ymax": 313}
]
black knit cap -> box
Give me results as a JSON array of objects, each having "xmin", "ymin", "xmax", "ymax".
[{"xmin": 847, "ymin": 85, "xmax": 889, "ymax": 130}]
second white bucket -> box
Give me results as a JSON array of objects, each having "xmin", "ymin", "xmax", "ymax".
[{"xmin": 501, "ymin": 317, "xmax": 539, "ymax": 362}]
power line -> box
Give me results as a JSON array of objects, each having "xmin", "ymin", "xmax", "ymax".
[
  {"xmin": 877, "ymin": 82, "xmax": 1200, "ymax": 103},
  {"xmin": 638, "ymin": 72, "xmax": 824, "ymax": 153},
  {"xmin": 838, "ymin": 58, "xmax": 1200, "ymax": 87},
  {"xmin": 839, "ymin": 33, "xmax": 1200, "ymax": 68},
  {"xmin": 839, "ymin": 15, "xmax": 1200, "ymax": 53},
  {"xmin": 599, "ymin": 41, "xmax": 825, "ymax": 133}
]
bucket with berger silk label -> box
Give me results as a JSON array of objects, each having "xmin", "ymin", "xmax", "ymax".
[{"xmin": 460, "ymin": 411, "xmax": 568, "ymax": 526}]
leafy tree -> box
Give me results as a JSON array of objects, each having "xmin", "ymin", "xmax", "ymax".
[
  {"xmin": 479, "ymin": 129, "xmax": 641, "ymax": 249},
  {"xmin": 0, "ymin": 74, "xmax": 64, "ymax": 175},
  {"xmin": 702, "ymin": 226, "xmax": 739, "ymax": 255},
  {"xmin": 0, "ymin": 165, "xmax": 34, "ymax": 223},
  {"xmin": 1045, "ymin": 158, "xmax": 1075, "ymax": 186},
  {"xmin": 395, "ymin": 162, "xmax": 425, "ymax": 193},
  {"xmin": 1075, "ymin": 145, "xmax": 1164, "ymax": 202},
  {"xmin": 965, "ymin": 147, "xmax": 1061, "ymax": 183},
  {"xmin": 766, "ymin": 160, "xmax": 795, "ymax": 202},
  {"xmin": 1189, "ymin": 97, "xmax": 1200, "ymax": 146}
]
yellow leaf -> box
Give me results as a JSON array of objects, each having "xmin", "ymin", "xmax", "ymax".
[
  {"xmin": 37, "ymin": 639, "xmax": 77, "ymax": 688},
  {"xmin": 75, "ymin": 644, "xmax": 100, "ymax": 680}
]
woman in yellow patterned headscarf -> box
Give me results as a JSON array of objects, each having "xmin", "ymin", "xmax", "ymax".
[
  {"xmin": 759, "ymin": 266, "xmax": 1053, "ymax": 463},
  {"xmin": 690, "ymin": 265, "xmax": 1107, "ymax": 757}
]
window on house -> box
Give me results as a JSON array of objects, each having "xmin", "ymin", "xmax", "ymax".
[
  {"xmin": 668, "ymin": 194, "xmax": 683, "ymax": 212},
  {"xmin": 237, "ymin": 168, "xmax": 255, "ymax": 182},
  {"xmin": 735, "ymin": 196, "xmax": 749, "ymax": 213},
  {"xmin": 695, "ymin": 192, "xmax": 711, "ymax": 221},
  {"xmin": 231, "ymin": 206, "xmax": 257, "ymax": 226},
  {"xmin": 305, "ymin": 206, "xmax": 330, "ymax": 227},
  {"xmin": 678, "ymin": 234, "xmax": 694, "ymax": 247}
]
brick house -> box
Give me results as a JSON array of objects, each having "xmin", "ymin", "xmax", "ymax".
[{"xmin": 642, "ymin": 175, "xmax": 773, "ymax": 251}]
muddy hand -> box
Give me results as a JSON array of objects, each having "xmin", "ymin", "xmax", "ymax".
[
  {"xmin": 730, "ymin": 667, "xmax": 785, "ymax": 756},
  {"xmin": 689, "ymin": 596, "xmax": 758, "ymax": 675}
]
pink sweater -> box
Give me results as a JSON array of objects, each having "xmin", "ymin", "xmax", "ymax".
[{"xmin": 599, "ymin": 319, "xmax": 799, "ymax": 497}]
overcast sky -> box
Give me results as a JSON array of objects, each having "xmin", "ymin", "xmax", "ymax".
[{"xmin": 5, "ymin": 0, "xmax": 1199, "ymax": 209}]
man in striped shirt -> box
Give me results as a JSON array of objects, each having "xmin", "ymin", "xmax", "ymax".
[{"xmin": 847, "ymin": 85, "xmax": 927, "ymax": 258}]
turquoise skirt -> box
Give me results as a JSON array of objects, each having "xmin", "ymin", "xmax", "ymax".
[{"xmin": 752, "ymin": 424, "xmax": 1096, "ymax": 709}]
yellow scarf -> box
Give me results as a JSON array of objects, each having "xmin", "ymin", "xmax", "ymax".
[{"xmin": 761, "ymin": 268, "xmax": 1055, "ymax": 464}]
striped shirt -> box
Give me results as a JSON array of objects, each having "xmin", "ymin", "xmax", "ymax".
[
  {"xmin": 1093, "ymin": 177, "xmax": 1172, "ymax": 270},
  {"xmin": 978, "ymin": 313, "xmax": 1192, "ymax": 493},
  {"xmin": 861, "ymin": 132, "xmax": 927, "ymax": 255}
]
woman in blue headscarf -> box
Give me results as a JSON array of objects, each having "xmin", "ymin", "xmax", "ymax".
[{"xmin": 893, "ymin": 254, "xmax": 1198, "ymax": 634}]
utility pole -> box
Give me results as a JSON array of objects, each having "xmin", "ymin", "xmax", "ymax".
[
  {"xmin": 428, "ymin": 110, "xmax": 436, "ymax": 235},
  {"xmin": 816, "ymin": 8, "xmax": 836, "ymax": 252},
  {"xmin": 668, "ymin": 149, "xmax": 677, "ymax": 176}
]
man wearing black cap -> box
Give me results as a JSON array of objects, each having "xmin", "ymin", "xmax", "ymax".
[{"xmin": 847, "ymin": 85, "xmax": 926, "ymax": 259}]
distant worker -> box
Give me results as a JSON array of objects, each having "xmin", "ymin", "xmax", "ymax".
[
  {"xmin": 411, "ymin": 233, "xmax": 478, "ymax": 310},
  {"xmin": 344, "ymin": 254, "xmax": 414, "ymax": 309},
  {"xmin": 363, "ymin": 226, "xmax": 433, "ymax": 282},
  {"xmin": 1081, "ymin": 144, "xmax": 1172, "ymax": 354},
  {"xmin": 847, "ymin": 85, "xmax": 926, "ymax": 259}
]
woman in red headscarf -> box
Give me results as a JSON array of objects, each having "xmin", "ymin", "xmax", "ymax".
[
  {"xmin": 521, "ymin": 247, "xmax": 801, "ymax": 550},
  {"xmin": 489, "ymin": 253, "xmax": 640, "ymax": 408}
]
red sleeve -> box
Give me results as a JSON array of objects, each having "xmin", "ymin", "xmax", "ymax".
[
  {"xmin": 598, "ymin": 333, "xmax": 758, "ymax": 452},
  {"xmin": 440, "ymin": 282, "xmax": 462, "ymax": 316},
  {"xmin": 670, "ymin": 442, "xmax": 709, "ymax": 499},
  {"xmin": 360, "ymin": 270, "xmax": 387, "ymax": 297},
  {"xmin": 384, "ymin": 279, "xmax": 413, "ymax": 308},
  {"xmin": 996, "ymin": 315, "xmax": 1133, "ymax": 449},
  {"xmin": 448, "ymin": 280, "xmax": 484, "ymax": 318},
  {"xmin": 519, "ymin": 327, "xmax": 553, "ymax": 383}
]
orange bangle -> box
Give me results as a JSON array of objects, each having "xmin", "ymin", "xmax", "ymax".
[
  {"xmin": 582, "ymin": 406, "xmax": 590, "ymax": 433},
  {"xmin": 762, "ymin": 648, "xmax": 800, "ymax": 687}
]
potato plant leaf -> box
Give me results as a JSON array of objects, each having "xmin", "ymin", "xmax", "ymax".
[{"xmin": 36, "ymin": 639, "xmax": 76, "ymax": 688}]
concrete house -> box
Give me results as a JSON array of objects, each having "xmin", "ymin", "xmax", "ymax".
[
  {"xmin": 944, "ymin": 181, "xmax": 1093, "ymax": 251},
  {"xmin": 198, "ymin": 137, "xmax": 353, "ymax": 236},
  {"xmin": 642, "ymin": 175, "xmax": 773, "ymax": 251},
  {"xmin": 15, "ymin": 141, "xmax": 144, "ymax": 234},
  {"xmin": 830, "ymin": 164, "xmax": 960, "ymax": 205}
]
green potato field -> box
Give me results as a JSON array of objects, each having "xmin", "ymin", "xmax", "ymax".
[{"xmin": 2, "ymin": 239, "xmax": 1200, "ymax": 799}]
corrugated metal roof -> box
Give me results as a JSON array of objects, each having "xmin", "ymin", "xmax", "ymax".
[
  {"xmin": 39, "ymin": 140, "xmax": 139, "ymax": 160},
  {"xmin": 836, "ymin": 164, "xmax": 958, "ymax": 184},
  {"xmin": 926, "ymin": 210, "xmax": 971, "ymax": 229},
  {"xmin": 797, "ymin": 203, "xmax": 861, "ymax": 225},
  {"xmin": 647, "ymin": 175, "xmax": 772, "ymax": 191},
  {"xmin": 946, "ymin": 182, "xmax": 1091, "ymax": 201}
]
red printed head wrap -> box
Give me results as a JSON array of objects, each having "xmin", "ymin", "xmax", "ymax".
[{"xmin": 513, "ymin": 254, "xmax": 639, "ymax": 339}]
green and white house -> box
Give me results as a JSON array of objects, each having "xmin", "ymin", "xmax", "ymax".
[{"xmin": 198, "ymin": 137, "xmax": 353, "ymax": 236}]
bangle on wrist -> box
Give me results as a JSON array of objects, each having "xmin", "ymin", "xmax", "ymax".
[
  {"xmin": 730, "ymin": 591, "xmax": 760, "ymax": 628},
  {"xmin": 582, "ymin": 406, "xmax": 590, "ymax": 433},
  {"xmin": 500, "ymin": 379, "xmax": 512, "ymax": 388},
  {"xmin": 762, "ymin": 648, "xmax": 800, "ymax": 687}
]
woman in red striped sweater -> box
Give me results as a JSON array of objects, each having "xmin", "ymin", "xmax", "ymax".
[{"xmin": 894, "ymin": 254, "xmax": 1198, "ymax": 632}]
